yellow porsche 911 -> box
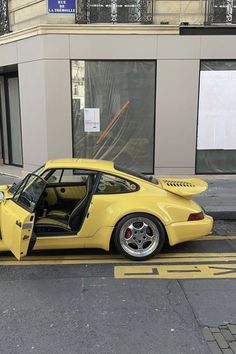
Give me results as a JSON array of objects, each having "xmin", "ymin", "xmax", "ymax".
[{"xmin": 0, "ymin": 159, "xmax": 213, "ymax": 261}]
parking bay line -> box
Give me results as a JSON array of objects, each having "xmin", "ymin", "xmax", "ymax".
[
  {"xmin": 114, "ymin": 264, "xmax": 236, "ymax": 279},
  {"xmin": 1, "ymin": 252, "xmax": 236, "ymax": 266}
]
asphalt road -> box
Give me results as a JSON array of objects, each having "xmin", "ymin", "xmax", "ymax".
[{"xmin": 0, "ymin": 237, "xmax": 236, "ymax": 354}]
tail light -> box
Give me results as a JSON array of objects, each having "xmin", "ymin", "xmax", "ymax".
[{"xmin": 188, "ymin": 211, "xmax": 204, "ymax": 221}]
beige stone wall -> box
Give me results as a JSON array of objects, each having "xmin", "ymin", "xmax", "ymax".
[
  {"xmin": 8, "ymin": 0, "xmax": 206, "ymax": 32},
  {"xmin": 9, "ymin": 0, "xmax": 47, "ymax": 31},
  {"xmin": 8, "ymin": 0, "xmax": 75, "ymax": 32}
]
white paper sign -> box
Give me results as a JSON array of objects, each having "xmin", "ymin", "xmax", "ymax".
[
  {"xmin": 84, "ymin": 108, "xmax": 100, "ymax": 132},
  {"xmin": 198, "ymin": 70, "xmax": 236, "ymax": 150}
]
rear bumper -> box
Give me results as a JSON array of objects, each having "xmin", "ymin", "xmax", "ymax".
[{"xmin": 166, "ymin": 215, "xmax": 213, "ymax": 246}]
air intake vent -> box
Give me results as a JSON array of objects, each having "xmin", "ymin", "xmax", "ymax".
[{"xmin": 162, "ymin": 180, "xmax": 196, "ymax": 188}]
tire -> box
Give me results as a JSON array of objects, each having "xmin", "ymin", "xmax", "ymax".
[{"xmin": 113, "ymin": 213, "xmax": 166, "ymax": 261}]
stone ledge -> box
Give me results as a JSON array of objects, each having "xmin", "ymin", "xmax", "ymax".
[{"xmin": 0, "ymin": 23, "xmax": 179, "ymax": 45}]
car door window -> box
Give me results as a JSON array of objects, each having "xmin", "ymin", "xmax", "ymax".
[
  {"xmin": 13, "ymin": 174, "xmax": 47, "ymax": 212},
  {"xmin": 96, "ymin": 173, "xmax": 138, "ymax": 194}
]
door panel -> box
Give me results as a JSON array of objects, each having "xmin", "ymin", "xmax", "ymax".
[
  {"xmin": 44, "ymin": 185, "xmax": 87, "ymax": 208},
  {"xmin": 0, "ymin": 199, "xmax": 34, "ymax": 260},
  {"xmin": 56, "ymin": 186, "xmax": 86, "ymax": 200}
]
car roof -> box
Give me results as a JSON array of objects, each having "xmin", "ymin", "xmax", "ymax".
[{"xmin": 44, "ymin": 158, "xmax": 115, "ymax": 172}]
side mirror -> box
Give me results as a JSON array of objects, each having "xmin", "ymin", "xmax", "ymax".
[{"xmin": 0, "ymin": 192, "xmax": 4, "ymax": 201}]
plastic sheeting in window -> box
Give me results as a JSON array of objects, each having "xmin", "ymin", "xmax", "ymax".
[{"xmin": 71, "ymin": 60, "xmax": 156, "ymax": 174}]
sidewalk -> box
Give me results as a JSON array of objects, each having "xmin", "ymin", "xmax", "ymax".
[
  {"xmin": 194, "ymin": 177, "xmax": 236, "ymax": 220},
  {"xmin": 0, "ymin": 165, "xmax": 236, "ymax": 220}
]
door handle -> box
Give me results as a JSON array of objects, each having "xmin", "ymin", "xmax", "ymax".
[{"xmin": 16, "ymin": 220, "xmax": 22, "ymax": 228}]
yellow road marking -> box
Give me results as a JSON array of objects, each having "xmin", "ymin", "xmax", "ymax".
[
  {"xmin": 114, "ymin": 264, "xmax": 236, "ymax": 279},
  {"xmin": 2, "ymin": 251, "xmax": 236, "ymax": 260},
  {"xmin": 0, "ymin": 235, "xmax": 235, "ymax": 266},
  {"xmin": 0, "ymin": 252, "xmax": 236, "ymax": 266}
]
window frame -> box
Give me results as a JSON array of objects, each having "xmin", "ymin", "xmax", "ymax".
[
  {"xmin": 196, "ymin": 59, "xmax": 236, "ymax": 175},
  {"xmin": 70, "ymin": 59, "xmax": 156, "ymax": 175}
]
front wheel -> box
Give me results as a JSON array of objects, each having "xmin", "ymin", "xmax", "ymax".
[{"xmin": 113, "ymin": 213, "xmax": 166, "ymax": 261}]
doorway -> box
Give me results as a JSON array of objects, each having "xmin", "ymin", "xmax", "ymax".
[{"xmin": 0, "ymin": 74, "xmax": 23, "ymax": 167}]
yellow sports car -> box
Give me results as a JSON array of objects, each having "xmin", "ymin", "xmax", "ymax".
[{"xmin": 0, "ymin": 159, "xmax": 213, "ymax": 261}]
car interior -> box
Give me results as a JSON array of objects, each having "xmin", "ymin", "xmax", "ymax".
[{"xmin": 33, "ymin": 171, "xmax": 97, "ymax": 236}]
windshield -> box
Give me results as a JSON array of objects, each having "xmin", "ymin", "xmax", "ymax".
[
  {"xmin": 114, "ymin": 165, "xmax": 159, "ymax": 185},
  {"xmin": 8, "ymin": 165, "xmax": 45, "ymax": 195}
]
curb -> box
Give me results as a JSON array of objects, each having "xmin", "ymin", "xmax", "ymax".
[
  {"xmin": 0, "ymin": 172, "xmax": 21, "ymax": 179},
  {"xmin": 208, "ymin": 211, "xmax": 236, "ymax": 221}
]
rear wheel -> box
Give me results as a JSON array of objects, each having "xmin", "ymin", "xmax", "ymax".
[{"xmin": 113, "ymin": 213, "xmax": 165, "ymax": 261}]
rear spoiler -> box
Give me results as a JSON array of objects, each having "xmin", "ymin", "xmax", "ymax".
[{"xmin": 158, "ymin": 178, "xmax": 208, "ymax": 199}]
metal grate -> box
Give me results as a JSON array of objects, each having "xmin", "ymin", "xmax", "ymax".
[
  {"xmin": 75, "ymin": 0, "xmax": 153, "ymax": 24},
  {"xmin": 0, "ymin": 0, "xmax": 9, "ymax": 35},
  {"xmin": 162, "ymin": 180, "xmax": 196, "ymax": 188},
  {"xmin": 205, "ymin": 0, "xmax": 236, "ymax": 24}
]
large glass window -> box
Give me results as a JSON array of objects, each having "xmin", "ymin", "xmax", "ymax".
[
  {"xmin": 71, "ymin": 60, "xmax": 156, "ymax": 174},
  {"xmin": 196, "ymin": 61, "xmax": 236, "ymax": 174}
]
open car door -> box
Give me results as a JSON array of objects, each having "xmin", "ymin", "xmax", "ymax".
[{"xmin": 0, "ymin": 174, "xmax": 46, "ymax": 260}]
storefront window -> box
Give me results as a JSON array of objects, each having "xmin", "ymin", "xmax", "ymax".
[
  {"xmin": 196, "ymin": 61, "xmax": 236, "ymax": 173},
  {"xmin": 71, "ymin": 60, "xmax": 156, "ymax": 174}
]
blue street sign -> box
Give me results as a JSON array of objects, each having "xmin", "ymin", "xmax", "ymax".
[{"xmin": 48, "ymin": 0, "xmax": 75, "ymax": 14}]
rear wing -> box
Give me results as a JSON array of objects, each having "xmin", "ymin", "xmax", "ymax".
[{"xmin": 158, "ymin": 178, "xmax": 208, "ymax": 199}]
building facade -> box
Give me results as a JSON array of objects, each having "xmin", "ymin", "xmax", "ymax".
[{"xmin": 0, "ymin": 0, "xmax": 236, "ymax": 175}]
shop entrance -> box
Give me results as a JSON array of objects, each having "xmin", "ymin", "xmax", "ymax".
[{"xmin": 0, "ymin": 73, "xmax": 23, "ymax": 166}]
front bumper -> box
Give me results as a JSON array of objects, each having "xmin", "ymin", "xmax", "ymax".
[{"xmin": 166, "ymin": 215, "xmax": 213, "ymax": 246}]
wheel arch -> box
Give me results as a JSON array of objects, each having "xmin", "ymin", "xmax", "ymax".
[{"xmin": 109, "ymin": 211, "xmax": 169, "ymax": 251}]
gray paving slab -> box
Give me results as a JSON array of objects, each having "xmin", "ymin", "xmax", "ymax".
[
  {"xmin": 207, "ymin": 341, "xmax": 223, "ymax": 354},
  {"xmin": 229, "ymin": 342, "xmax": 236, "ymax": 353},
  {"xmin": 223, "ymin": 349, "xmax": 234, "ymax": 354},
  {"xmin": 203, "ymin": 327, "xmax": 215, "ymax": 341},
  {"xmin": 213, "ymin": 221, "xmax": 236, "ymax": 236},
  {"xmin": 213, "ymin": 332, "xmax": 229, "ymax": 349},
  {"xmin": 229, "ymin": 325, "xmax": 236, "ymax": 335},
  {"xmin": 221, "ymin": 329, "xmax": 235, "ymax": 342}
]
